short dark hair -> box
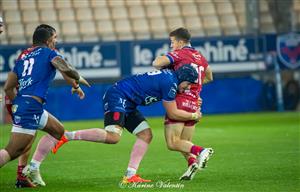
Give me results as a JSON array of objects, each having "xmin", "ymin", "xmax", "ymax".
[
  {"xmin": 32, "ymin": 24, "xmax": 56, "ymax": 45},
  {"xmin": 169, "ymin": 27, "xmax": 191, "ymax": 43}
]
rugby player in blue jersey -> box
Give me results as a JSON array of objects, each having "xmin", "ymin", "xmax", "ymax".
[
  {"xmin": 42, "ymin": 64, "xmax": 201, "ymax": 184},
  {"xmin": 0, "ymin": 24, "xmax": 90, "ymax": 187}
]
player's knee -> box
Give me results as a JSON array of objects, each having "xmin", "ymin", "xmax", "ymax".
[
  {"xmin": 136, "ymin": 128, "xmax": 153, "ymax": 143},
  {"xmin": 166, "ymin": 138, "xmax": 178, "ymax": 151},
  {"xmin": 105, "ymin": 132, "xmax": 120, "ymax": 144},
  {"xmin": 6, "ymin": 146, "xmax": 25, "ymax": 160},
  {"xmin": 166, "ymin": 142, "xmax": 176, "ymax": 151}
]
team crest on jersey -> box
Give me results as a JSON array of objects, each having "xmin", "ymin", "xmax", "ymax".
[
  {"xmin": 12, "ymin": 104, "xmax": 18, "ymax": 113},
  {"xmin": 277, "ymin": 33, "xmax": 300, "ymax": 69},
  {"xmin": 14, "ymin": 115, "xmax": 21, "ymax": 124}
]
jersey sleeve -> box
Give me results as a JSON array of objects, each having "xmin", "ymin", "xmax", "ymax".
[
  {"xmin": 166, "ymin": 50, "xmax": 181, "ymax": 65},
  {"xmin": 161, "ymin": 80, "xmax": 177, "ymax": 102},
  {"xmin": 201, "ymin": 55, "xmax": 209, "ymax": 70},
  {"xmin": 12, "ymin": 61, "xmax": 19, "ymax": 74},
  {"xmin": 49, "ymin": 49, "xmax": 63, "ymax": 62}
]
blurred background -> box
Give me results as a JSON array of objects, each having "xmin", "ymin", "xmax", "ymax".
[{"xmin": 0, "ymin": 0, "xmax": 299, "ymax": 122}]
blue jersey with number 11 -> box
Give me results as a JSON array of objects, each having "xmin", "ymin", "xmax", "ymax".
[{"xmin": 13, "ymin": 47, "xmax": 61, "ymax": 102}]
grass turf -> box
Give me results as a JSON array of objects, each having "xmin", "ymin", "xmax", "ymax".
[{"xmin": 0, "ymin": 112, "xmax": 299, "ymax": 192}]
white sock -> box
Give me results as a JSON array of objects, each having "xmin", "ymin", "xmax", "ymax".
[
  {"xmin": 125, "ymin": 167, "xmax": 137, "ymax": 178},
  {"xmin": 64, "ymin": 131, "xmax": 76, "ymax": 140},
  {"xmin": 30, "ymin": 159, "xmax": 41, "ymax": 171}
]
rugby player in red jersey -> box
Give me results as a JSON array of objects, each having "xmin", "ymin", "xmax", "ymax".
[{"xmin": 153, "ymin": 27, "xmax": 214, "ymax": 180}]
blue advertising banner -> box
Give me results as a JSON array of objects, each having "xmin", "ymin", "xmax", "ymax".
[
  {"xmin": 0, "ymin": 42, "xmax": 120, "ymax": 82},
  {"xmin": 1, "ymin": 34, "xmax": 298, "ymax": 83},
  {"xmin": 131, "ymin": 35, "xmax": 267, "ymax": 74}
]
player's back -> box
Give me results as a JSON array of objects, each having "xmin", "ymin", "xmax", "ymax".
[
  {"xmin": 167, "ymin": 47, "xmax": 208, "ymax": 97},
  {"xmin": 13, "ymin": 46, "xmax": 58, "ymax": 101},
  {"xmin": 115, "ymin": 69, "xmax": 177, "ymax": 106}
]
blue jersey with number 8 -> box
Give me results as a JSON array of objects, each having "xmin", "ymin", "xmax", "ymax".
[
  {"xmin": 114, "ymin": 69, "xmax": 178, "ymax": 106},
  {"xmin": 13, "ymin": 47, "xmax": 61, "ymax": 102}
]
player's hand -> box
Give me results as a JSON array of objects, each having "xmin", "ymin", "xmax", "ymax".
[
  {"xmin": 71, "ymin": 86, "xmax": 85, "ymax": 99},
  {"xmin": 191, "ymin": 111, "xmax": 202, "ymax": 122},
  {"xmin": 198, "ymin": 97, "xmax": 202, "ymax": 112},
  {"xmin": 198, "ymin": 97, "xmax": 202, "ymax": 109},
  {"xmin": 196, "ymin": 111, "xmax": 202, "ymax": 121},
  {"xmin": 78, "ymin": 76, "xmax": 91, "ymax": 87}
]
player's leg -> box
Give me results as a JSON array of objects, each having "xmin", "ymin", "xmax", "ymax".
[
  {"xmin": 0, "ymin": 133, "xmax": 34, "ymax": 167},
  {"xmin": 165, "ymin": 123, "xmax": 193, "ymax": 153},
  {"xmin": 15, "ymin": 136, "xmax": 36, "ymax": 188},
  {"xmin": 4, "ymin": 95, "xmax": 35, "ymax": 187},
  {"xmin": 122, "ymin": 110, "xmax": 152, "ymax": 183},
  {"xmin": 165, "ymin": 122, "xmax": 212, "ymax": 165},
  {"xmin": 164, "ymin": 96, "xmax": 201, "ymax": 154},
  {"xmin": 52, "ymin": 111, "xmax": 125, "ymax": 154},
  {"xmin": 52, "ymin": 87, "xmax": 127, "ymax": 152},
  {"xmin": 180, "ymin": 125, "xmax": 197, "ymax": 166},
  {"xmin": 1, "ymin": 96, "xmax": 41, "ymax": 167},
  {"xmin": 24, "ymin": 111, "xmax": 64, "ymax": 186},
  {"xmin": 179, "ymin": 124, "xmax": 199, "ymax": 181},
  {"xmin": 64, "ymin": 111, "xmax": 124, "ymax": 144}
]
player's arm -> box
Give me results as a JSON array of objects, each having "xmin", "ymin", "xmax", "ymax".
[
  {"xmin": 51, "ymin": 56, "xmax": 90, "ymax": 87},
  {"xmin": 152, "ymin": 55, "xmax": 171, "ymax": 69},
  {"xmin": 4, "ymin": 72, "xmax": 18, "ymax": 100},
  {"xmin": 163, "ymin": 100, "xmax": 201, "ymax": 121},
  {"xmin": 60, "ymin": 72, "xmax": 86, "ymax": 99},
  {"xmin": 51, "ymin": 56, "xmax": 80, "ymax": 80},
  {"xmin": 203, "ymin": 65, "xmax": 213, "ymax": 84}
]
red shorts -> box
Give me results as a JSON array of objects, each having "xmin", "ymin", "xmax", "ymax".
[
  {"xmin": 164, "ymin": 96, "xmax": 200, "ymax": 126},
  {"xmin": 5, "ymin": 95, "xmax": 13, "ymax": 116}
]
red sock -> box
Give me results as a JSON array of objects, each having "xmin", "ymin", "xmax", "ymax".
[
  {"xmin": 190, "ymin": 145, "xmax": 204, "ymax": 156},
  {"xmin": 17, "ymin": 165, "xmax": 26, "ymax": 180},
  {"xmin": 188, "ymin": 157, "xmax": 197, "ymax": 167}
]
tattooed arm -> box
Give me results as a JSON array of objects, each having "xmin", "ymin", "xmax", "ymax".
[
  {"xmin": 51, "ymin": 56, "xmax": 90, "ymax": 87},
  {"xmin": 51, "ymin": 56, "xmax": 80, "ymax": 81}
]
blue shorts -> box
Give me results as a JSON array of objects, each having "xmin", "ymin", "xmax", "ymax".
[
  {"xmin": 11, "ymin": 95, "xmax": 48, "ymax": 135},
  {"xmin": 103, "ymin": 86, "xmax": 136, "ymax": 113}
]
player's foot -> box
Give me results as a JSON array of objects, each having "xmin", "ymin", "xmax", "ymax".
[
  {"xmin": 52, "ymin": 135, "xmax": 69, "ymax": 154},
  {"xmin": 122, "ymin": 174, "xmax": 151, "ymax": 184},
  {"xmin": 15, "ymin": 177, "xmax": 36, "ymax": 188},
  {"xmin": 179, "ymin": 162, "xmax": 199, "ymax": 181},
  {"xmin": 22, "ymin": 165, "xmax": 46, "ymax": 186},
  {"xmin": 197, "ymin": 148, "xmax": 214, "ymax": 169}
]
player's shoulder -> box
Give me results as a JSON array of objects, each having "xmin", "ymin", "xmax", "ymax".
[{"xmin": 160, "ymin": 69, "xmax": 176, "ymax": 84}]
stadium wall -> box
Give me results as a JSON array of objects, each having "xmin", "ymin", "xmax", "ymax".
[{"xmin": 44, "ymin": 77, "xmax": 264, "ymax": 121}]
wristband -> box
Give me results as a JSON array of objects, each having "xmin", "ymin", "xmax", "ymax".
[
  {"xmin": 73, "ymin": 84, "xmax": 80, "ymax": 89},
  {"xmin": 191, "ymin": 113, "xmax": 199, "ymax": 120}
]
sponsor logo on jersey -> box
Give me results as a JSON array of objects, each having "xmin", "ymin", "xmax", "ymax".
[
  {"xmin": 18, "ymin": 77, "xmax": 33, "ymax": 91},
  {"xmin": 33, "ymin": 114, "xmax": 40, "ymax": 124},
  {"xmin": 144, "ymin": 96, "xmax": 158, "ymax": 105}
]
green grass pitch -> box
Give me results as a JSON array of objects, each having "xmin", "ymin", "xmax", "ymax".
[{"xmin": 0, "ymin": 112, "xmax": 299, "ymax": 192}]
